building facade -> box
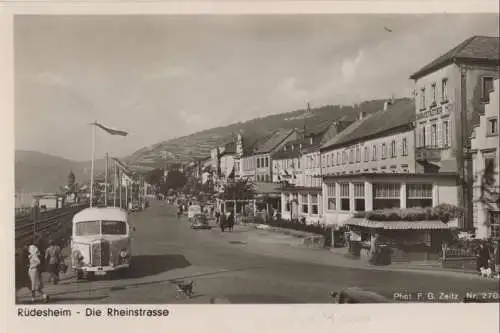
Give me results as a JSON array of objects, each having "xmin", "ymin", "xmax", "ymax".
[
  {"xmin": 278, "ymin": 122, "xmax": 351, "ymax": 223},
  {"xmin": 319, "ymin": 99, "xmax": 460, "ymax": 227},
  {"xmin": 409, "ymin": 35, "xmax": 500, "ymax": 229},
  {"xmin": 471, "ymin": 79, "xmax": 500, "ymax": 239}
]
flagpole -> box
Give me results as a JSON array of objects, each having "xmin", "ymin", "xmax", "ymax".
[
  {"xmin": 119, "ymin": 170, "xmax": 123, "ymax": 208},
  {"xmin": 90, "ymin": 121, "xmax": 96, "ymax": 208},
  {"xmin": 104, "ymin": 152, "xmax": 108, "ymax": 207},
  {"xmin": 113, "ymin": 160, "xmax": 117, "ymax": 207}
]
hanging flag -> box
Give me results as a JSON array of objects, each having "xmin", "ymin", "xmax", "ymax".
[{"xmin": 92, "ymin": 122, "xmax": 128, "ymax": 136}]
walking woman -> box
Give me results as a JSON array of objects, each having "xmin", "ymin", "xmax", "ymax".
[
  {"xmin": 45, "ymin": 239, "xmax": 63, "ymax": 285},
  {"xmin": 27, "ymin": 245, "xmax": 48, "ymax": 303}
]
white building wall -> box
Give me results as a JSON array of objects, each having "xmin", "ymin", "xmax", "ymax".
[
  {"xmin": 471, "ymin": 79, "xmax": 500, "ymax": 239},
  {"xmin": 321, "ymin": 130, "xmax": 415, "ymax": 176}
]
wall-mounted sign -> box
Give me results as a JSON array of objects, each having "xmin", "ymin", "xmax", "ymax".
[{"xmin": 416, "ymin": 104, "xmax": 450, "ymax": 121}]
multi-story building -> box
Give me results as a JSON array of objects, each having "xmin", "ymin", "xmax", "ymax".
[
  {"xmin": 471, "ymin": 79, "xmax": 499, "ymax": 239},
  {"xmin": 277, "ymin": 121, "xmax": 352, "ymax": 223},
  {"xmin": 409, "ymin": 35, "xmax": 500, "ymax": 229},
  {"xmin": 320, "ymin": 99, "xmax": 459, "ymax": 226},
  {"xmin": 238, "ymin": 129, "xmax": 298, "ymax": 182}
]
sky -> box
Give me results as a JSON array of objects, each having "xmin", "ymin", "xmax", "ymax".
[{"xmin": 14, "ymin": 14, "xmax": 499, "ymax": 161}]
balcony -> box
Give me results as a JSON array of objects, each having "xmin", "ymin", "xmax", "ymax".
[{"xmin": 415, "ymin": 147, "xmax": 444, "ymax": 162}]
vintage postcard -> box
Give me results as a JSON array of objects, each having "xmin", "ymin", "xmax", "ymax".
[{"xmin": 1, "ymin": 1, "xmax": 499, "ymax": 332}]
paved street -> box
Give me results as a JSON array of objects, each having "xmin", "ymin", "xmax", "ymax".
[{"xmin": 17, "ymin": 201, "xmax": 500, "ymax": 304}]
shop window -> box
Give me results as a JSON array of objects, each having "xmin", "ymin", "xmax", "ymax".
[
  {"xmin": 340, "ymin": 183, "xmax": 350, "ymax": 211},
  {"xmin": 311, "ymin": 195, "xmax": 319, "ymax": 215},
  {"xmin": 327, "ymin": 184, "xmax": 336, "ymax": 211},
  {"xmin": 489, "ymin": 211, "xmax": 500, "ymax": 239},
  {"xmin": 407, "ymin": 183, "xmax": 433, "ymax": 208},
  {"xmin": 373, "ymin": 183, "xmax": 400, "ymax": 210},
  {"xmin": 354, "ymin": 183, "xmax": 365, "ymax": 212},
  {"xmin": 301, "ymin": 194, "xmax": 308, "ymax": 214}
]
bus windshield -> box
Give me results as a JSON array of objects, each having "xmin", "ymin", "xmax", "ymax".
[
  {"xmin": 102, "ymin": 220, "xmax": 127, "ymax": 235},
  {"xmin": 75, "ymin": 221, "xmax": 100, "ymax": 236},
  {"xmin": 74, "ymin": 220, "xmax": 127, "ymax": 236}
]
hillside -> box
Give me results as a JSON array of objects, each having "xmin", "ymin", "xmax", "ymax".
[
  {"xmin": 126, "ymin": 98, "xmax": 412, "ymax": 168},
  {"xmin": 15, "ymin": 150, "xmax": 107, "ymax": 194}
]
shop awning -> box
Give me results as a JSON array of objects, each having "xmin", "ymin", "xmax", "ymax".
[{"xmin": 345, "ymin": 218, "xmax": 452, "ymax": 230}]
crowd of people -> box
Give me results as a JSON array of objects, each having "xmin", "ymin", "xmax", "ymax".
[{"xmin": 18, "ymin": 234, "xmax": 67, "ymax": 303}]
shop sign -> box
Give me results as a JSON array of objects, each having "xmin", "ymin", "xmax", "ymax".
[{"xmin": 416, "ymin": 104, "xmax": 451, "ymax": 121}]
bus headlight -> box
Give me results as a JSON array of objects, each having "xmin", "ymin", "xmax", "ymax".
[{"xmin": 119, "ymin": 249, "xmax": 129, "ymax": 261}]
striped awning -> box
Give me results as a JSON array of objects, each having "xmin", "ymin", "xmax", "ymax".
[{"xmin": 345, "ymin": 218, "xmax": 452, "ymax": 230}]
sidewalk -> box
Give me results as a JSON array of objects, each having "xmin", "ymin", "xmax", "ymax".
[{"xmin": 235, "ymin": 223, "xmax": 490, "ymax": 280}]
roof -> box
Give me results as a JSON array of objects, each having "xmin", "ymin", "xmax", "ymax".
[
  {"xmin": 345, "ymin": 217, "xmax": 451, "ymax": 230},
  {"xmin": 253, "ymin": 182, "xmax": 282, "ymax": 194},
  {"xmin": 410, "ymin": 35, "xmax": 500, "ymax": 80},
  {"xmin": 320, "ymin": 99, "xmax": 415, "ymax": 151},
  {"xmin": 252, "ymin": 129, "xmax": 296, "ymax": 154},
  {"xmin": 73, "ymin": 207, "xmax": 128, "ymax": 222},
  {"xmin": 220, "ymin": 141, "xmax": 236, "ymax": 156}
]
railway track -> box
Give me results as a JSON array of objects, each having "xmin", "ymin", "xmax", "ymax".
[{"xmin": 14, "ymin": 204, "xmax": 88, "ymax": 244}]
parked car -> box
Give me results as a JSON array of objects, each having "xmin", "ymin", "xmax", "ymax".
[
  {"xmin": 191, "ymin": 214, "xmax": 211, "ymax": 230},
  {"xmin": 188, "ymin": 205, "xmax": 202, "ymax": 222}
]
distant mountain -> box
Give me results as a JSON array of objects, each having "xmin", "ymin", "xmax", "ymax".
[
  {"xmin": 126, "ymin": 98, "xmax": 413, "ymax": 168},
  {"xmin": 15, "ymin": 150, "xmax": 106, "ymax": 194},
  {"xmin": 15, "ymin": 97, "xmax": 413, "ymax": 193}
]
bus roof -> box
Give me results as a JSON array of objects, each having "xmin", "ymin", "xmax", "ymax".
[{"xmin": 73, "ymin": 207, "xmax": 128, "ymax": 223}]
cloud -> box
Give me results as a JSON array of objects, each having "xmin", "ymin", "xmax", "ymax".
[
  {"xmin": 341, "ymin": 50, "xmax": 364, "ymax": 82},
  {"xmin": 35, "ymin": 71, "xmax": 71, "ymax": 88},
  {"xmin": 142, "ymin": 66, "xmax": 190, "ymax": 81}
]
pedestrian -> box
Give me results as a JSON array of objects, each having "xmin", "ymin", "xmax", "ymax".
[
  {"xmin": 228, "ymin": 211, "xmax": 235, "ymax": 231},
  {"xmin": 369, "ymin": 233, "xmax": 380, "ymax": 264},
  {"xmin": 476, "ymin": 242, "xmax": 490, "ymax": 272},
  {"xmin": 45, "ymin": 239, "xmax": 63, "ymax": 285},
  {"xmin": 493, "ymin": 240, "xmax": 500, "ymax": 276},
  {"xmin": 27, "ymin": 244, "xmax": 48, "ymax": 303},
  {"xmin": 219, "ymin": 212, "xmax": 227, "ymax": 232}
]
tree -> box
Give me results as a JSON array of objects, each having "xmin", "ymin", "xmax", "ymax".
[
  {"xmin": 68, "ymin": 170, "xmax": 76, "ymax": 194},
  {"xmin": 164, "ymin": 170, "xmax": 187, "ymax": 192},
  {"xmin": 222, "ymin": 179, "xmax": 255, "ymax": 201},
  {"xmin": 145, "ymin": 168, "xmax": 164, "ymax": 186},
  {"xmin": 476, "ymin": 160, "xmax": 499, "ymax": 208}
]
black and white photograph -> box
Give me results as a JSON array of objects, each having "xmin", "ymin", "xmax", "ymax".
[{"xmin": 11, "ymin": 11, "xmax": 500, "ymax": 308}]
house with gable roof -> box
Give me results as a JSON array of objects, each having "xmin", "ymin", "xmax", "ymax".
[
  {"xmin": 273, "ymin": 120, "xmax": 353, "ymax": 223},
  {"xmin": 409, "ymin": 35, "xmax": 500, "ymax": 230}
]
